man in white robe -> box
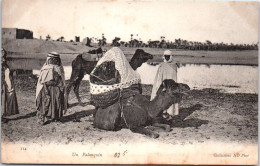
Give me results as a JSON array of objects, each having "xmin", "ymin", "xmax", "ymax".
[{"xmin": 150, "ymin": 50, "xmax": 179, "ymax": 119}]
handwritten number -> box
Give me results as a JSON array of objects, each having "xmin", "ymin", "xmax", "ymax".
[
  {"xmin": 114, "ymin": 152, "xmax": 120, "ymax": 158},
  {"xmin": 123, "ymin": 150, "xmax": 127, "ymax": 156},
  {"xmin": 114, "ymin": 150, "xmax": 127, "ymax": 158}
]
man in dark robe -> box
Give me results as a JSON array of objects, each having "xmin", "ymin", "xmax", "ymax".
[
  {"xmin": 1, "ymin": 48, "xmax": 19, "ymax": 123},
  {"xmin": 36, "ymin": 52, "xmax": 65, "ymax": 125}
]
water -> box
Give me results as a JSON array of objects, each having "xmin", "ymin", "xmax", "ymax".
[
  {"xmin": 137, "ymin": 63, "xmax": 258, "ymax": 94},
  {"xmin": 33, "ymin": 63, "xmax": 258, "ymax": 94},
  {"xmin": 33, "ymin": 66, "xmax": 90, "ymax": 81}
]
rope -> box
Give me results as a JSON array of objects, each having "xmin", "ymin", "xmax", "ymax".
[
  {"xmin": 89, "ymin": 74, "xmax": 106, "ymax": 82},
  {"xmin": 118, "ymin": 90, "xmax": 130, "ymax": 129}
]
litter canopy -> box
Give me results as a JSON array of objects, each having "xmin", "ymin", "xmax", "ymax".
[
  {"xmin": 90, "ymin": 47, "xmax": 141, "ymax": 95},
  {"xmin": 89, "ymin": 47, "xmax": 141, "ymax": 108}
]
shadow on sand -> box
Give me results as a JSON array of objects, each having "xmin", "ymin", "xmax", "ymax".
[
  {"xmin": 2, "ymin": 106, "xmax": 95, "ymax": 124},
  {"xmin": 61, "ymin": 109, "xmax": 96, "ymax": 123},
  {"xmin": 3, "ymin": 111, "xmax": 37, "ymax": 122},
  {"xmin": 67, "ymin": 102, "xmax": 89, "ymax": 108},
  {"xmin": 170, "ymin": 104, "xmax": 209, "ymax": 128}
]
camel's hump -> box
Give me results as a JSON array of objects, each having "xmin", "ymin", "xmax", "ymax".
[{"xmin": 82, "ymin": 53, "xmax": 99, "ymax": 61}]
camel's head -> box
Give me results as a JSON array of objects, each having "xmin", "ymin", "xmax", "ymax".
[
  {"xmin": 157, "ymin": 79, "xmax": 190, "ymax": 104},
  {"xmin": 130, "ymin": 49, "xmax": 153, "ymax": 69}
]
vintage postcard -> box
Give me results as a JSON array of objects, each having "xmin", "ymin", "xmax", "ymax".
[{"xmin": 1, "ymin": 0, "xmax": 258, "ymax": 164}]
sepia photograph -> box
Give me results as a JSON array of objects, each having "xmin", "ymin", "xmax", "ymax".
[{"xmin": 1, "ymin": 0, "xmax": 258, "ymax": 164}]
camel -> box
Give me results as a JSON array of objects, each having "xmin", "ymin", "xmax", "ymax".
[
  {"xmin": 94, "ymin": 79, "xmax": 190, "ymax": 138},
  {"xmin": 65, "ymin": 48, "xmax": 153, "ymax": 106}
]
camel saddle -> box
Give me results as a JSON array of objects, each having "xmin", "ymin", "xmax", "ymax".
[{"xmin": 93, "ymin": 84, "xmax": 142, "ymax": 131}]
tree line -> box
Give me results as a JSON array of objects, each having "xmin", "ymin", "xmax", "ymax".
[
  {"xmin": 109, "ymin": 36, "xmax": 258, "ymax": 51},
  {"xmin": 45, "ymin": 34, "xmax": 258, "ymax": 51}
]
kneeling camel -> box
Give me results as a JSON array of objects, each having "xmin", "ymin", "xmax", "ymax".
[{"xmin": 94, "ymin": 79, "xmax": 190, "ymax": 138}]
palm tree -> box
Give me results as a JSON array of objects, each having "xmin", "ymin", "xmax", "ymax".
[
  {"xmin": 100, "ymin": 33, "xmax": 106, "ymax": 46},
  {"xmin": 206, "ymin": 40, "xmax": 212, "ymax": 50},
  {"xmin": 111, "ymin": 37, "xmax": 121, "ymax": 46},
  {"xmin": 130, "ymin": 34, "xmax": 133, "ymax": 47},
  {"xmin": 46, "ymin": 34, "xmax": 51, "ymax": 41}
]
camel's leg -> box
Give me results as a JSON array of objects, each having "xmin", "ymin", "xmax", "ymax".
[
  {"xmin": 63, "ymin": 80, "xmax": 75, "ymax": 113},
  {"xmin": 65, "ymin": 69, "xmax": 79, "ymax": 108},
  {"xmin": 73, "ymin": 73, "xmax": 84, "ymax": 105},
  {"xmin": 174, "ymin": 103, "xmax": 179, "ymax": 115},
  {"xmin": 130, "ymin": 126, "xmax": 159, "ymax": 138},
  {"xmin": 66, "ymin": 80, "xmax": 74, "ymax": 99},
  {"xmin": 64, "ymin": 85, "xmax": 68, "ymax": 114}
]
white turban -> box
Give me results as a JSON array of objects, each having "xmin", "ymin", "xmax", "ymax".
[
  {"xmin": 47, "ymin": 52, "xmax": 60, "ymax": 58},
  {"xmin": 163, "ymin": 50, "xmax": 172, "ymax": 56},
  {"xmin": 162, "ymin": 50, "xmax": 173, "ymax": 63}
]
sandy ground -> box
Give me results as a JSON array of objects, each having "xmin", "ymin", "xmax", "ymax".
[{"xmin": 1, "ymin": 75, "xmax": 258, "ymax": 146}]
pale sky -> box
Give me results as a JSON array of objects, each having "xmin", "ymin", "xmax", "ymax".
[{"xmin": 2, "ymin": 0, "xmax": 259, "ymax": 44}]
